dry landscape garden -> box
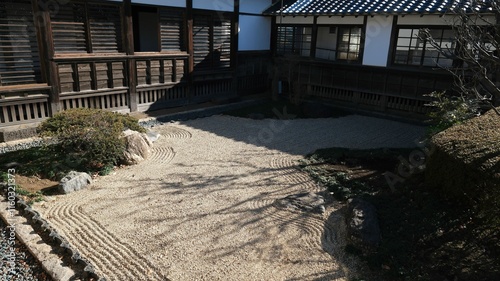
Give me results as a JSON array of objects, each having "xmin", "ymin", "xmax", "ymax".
[
  {"xmin": 0, "ymin": 99, "xmax": 499, "ymax": 281},
  {"xmin": 1, "ymin": 0, "xmax": 500, "ymax": 280}
]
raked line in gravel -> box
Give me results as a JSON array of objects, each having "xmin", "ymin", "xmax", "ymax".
[{"xmin": 34, "ymin": 114, "xmax": 426, "ymax": 281}]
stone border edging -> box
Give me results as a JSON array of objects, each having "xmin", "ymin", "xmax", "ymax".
[{"xmin": 0, "ymin": 188, "xmax": 106, "ymax": 281}]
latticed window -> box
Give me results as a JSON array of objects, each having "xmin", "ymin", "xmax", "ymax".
[
  {"xmin": 393, "ymin": 28, "xmax": 454, "ymax": 67},
  {"xmin": 159, "ymin": 9, "xmax": 186, "ymax": 52},
  {"xmin": 337, "ymin": 26, "xmax": 362, "ymax": 61},
  {"xmin": 276, "ymin": 26, "xmax": 312, "ymax": 56},
  {"xmin": 0, "ymin": 0, "xmax": 42, "ymax": 85},
  {"xmin": 193, "ymin": 13, "xmax": 232, "ymax": 70},
  {"xmin": 51, "ymin": 1, "xmax": 123, "ymax": 54}
]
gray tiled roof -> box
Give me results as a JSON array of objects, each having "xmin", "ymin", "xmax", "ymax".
[{"xmin": 263, "ymin": 0, "xmax": 494, "ymax": 16}]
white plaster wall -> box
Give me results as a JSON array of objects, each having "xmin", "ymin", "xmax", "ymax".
[
  {"xmin": 193, "ymin": 0, "xmax": 233, "ymax": 11},
  {"xmin": 362, "ymin": 15, "xmax": 393, "ymax": 67},
  {"xmin": 317, "ymin": 16, "xmax": 364, "ymax": 25},
  {"xmin": 240, "ymin": 0, "xmax": 272, "ymax": 14},
  {"xmin": 277, "ymin": 16, "xmax": 314, "ymax": 24},
  {"xmin": 239, "ymin": 15, "xmax": 271, "ymax": 51},
  {"xmin": 130, "ymin": 0, "xmax": 186, "ymax": 8}
]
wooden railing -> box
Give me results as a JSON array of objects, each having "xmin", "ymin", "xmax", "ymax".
[
  {"xmin": 55, "ymin": 55, "xmax": 129, "ymax": 112},
  {"xmin": 134, "ymin": 54, "xmax": 189, "ymax": 111},
  {"xmin": 0, "ymin": 84, "xmax": 51, "ymax": 126},
  {"xmin": 0, "ymin": 52, "xmax": 271, "ymax": 129},
  {"xmin": 275, "ymin": 56, "xmax": 454, "ymax": 117}
]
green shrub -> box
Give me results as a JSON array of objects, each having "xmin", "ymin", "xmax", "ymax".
[
  {"xmin": 38, "ymin": 108, "xmax": 145, "ymax": 173},
  {"xmin": 425, "ymin": 91, "xmax": 479, "ymax": 135}
]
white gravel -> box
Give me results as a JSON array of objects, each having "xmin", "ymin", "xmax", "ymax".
[{"xmin": 33, "ymin": 114, "xmax": 425, "ymax": 281}]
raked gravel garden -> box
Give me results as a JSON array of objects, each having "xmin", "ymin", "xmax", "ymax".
[{"xmin": 21, "ymin": 113, "xmax": 425, "ymax": 280}]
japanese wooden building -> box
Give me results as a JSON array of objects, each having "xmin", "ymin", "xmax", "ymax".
[
  {"xmin": 0, "ymin": 0, "xmax": 495, "ymax": 133},
  {"xmin": 265, "ymin": 0, "xmax": 496, "ymax": 118},
  {"xmin": 0, "ymin": 0, "xmax": 271, "ymax": 129}
]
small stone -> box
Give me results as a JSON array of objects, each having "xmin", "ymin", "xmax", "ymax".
[{"xmin": 58, "ymin": 171, "xmax": 92, "ymax": 194}]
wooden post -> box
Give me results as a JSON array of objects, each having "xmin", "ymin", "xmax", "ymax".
[
  {"xmin": 270, "ymin": 16, "xmax": 278, "ymax": 100},
  {"xmin": 186, "ymin": 0, "xmax": 194, "ymax": 103},
  {"xmin": 270, "ymin": 16, "xmax": 277, "ymax": 56},
  {"xmin": 231, "ymin": 0, "xmax": 240, "ymax": 96},
  {"xmin": 123, "ymin": 0, "xmax": 137, "ymax": 112},
  {"xmin": 32, "ymin": 0, "xmax": 61, "ymax": 114},
  {"xmin": 310, "ymin": 16, "xmax": 318, "ymax": 58},
  {"xmin": 84, "ymin": 1, "xmax": 93, "ymax": 53}
]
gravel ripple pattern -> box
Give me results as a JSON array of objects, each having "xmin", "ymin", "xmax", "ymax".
[{"xmin": 34, "ymin": 114, "xmax": 425, "ymax": 281}]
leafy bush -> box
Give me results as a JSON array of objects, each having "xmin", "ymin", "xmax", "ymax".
[
  {"xmin": 38, "ymin": 108, "xmax": 145, "ymax": 173},
  {"xmin": 425, "ymin": 91, "xmax": 479, "ymax": 135}
]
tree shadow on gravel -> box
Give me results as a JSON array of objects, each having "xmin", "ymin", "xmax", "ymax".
[{"xmin": 62, "ymin": 158, "xmax": 360, "ymax": 280}]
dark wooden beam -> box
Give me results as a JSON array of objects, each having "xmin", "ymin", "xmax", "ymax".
[
  {"xmin": 270, "ymin": 16, "xmax": 277, "ymax": 56},
  {"xmin": 387, "ymin": 15, "xmax": 398, "ymax": 67},
  {"xmin": 230, "ymin": 0, "xmax": 240, "ymax": 69},
  {"xmin": 186, "ymin": 0, "xmax": 194, "ymax": 74},
  {"xmin": 157, "ymin": 8, "xmax": 162, "ymax": 52},
  {"xmin": 230, "ymin": 0, "xmax": 240, "ymax": 96},
  {"xmin": 123, "ymin": 0, "xmax": 137, "ymax": 111},
  {"xmin": 84, "ymin": 1, "xmax": 93, "ymax": 53},
  {"xmin": 123, "ymin": 0, "xmax": 134, "ymax": 55},
  {"xmin": 186, "ymin": 0, "xmax": 194, "ymax": 102},
  {"xmin": 32, "ymin": 0, "xmax": 61, "ymax": 113},
  {"xmin": 310, "ymin": 16, "xmax": 318, "ymax": 58}
]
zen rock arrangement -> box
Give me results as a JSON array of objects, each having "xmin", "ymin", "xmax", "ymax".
[
  {"xmin": 59, "ymin": 171, "xmax": 93, "ymax": 194},
  {"xmin": 121, "ymin": 129, "xmax": 154, "ymax": 165},
  {"xmin": 346, "ymin": 198, "xmax": 381, "ymax": 250}
]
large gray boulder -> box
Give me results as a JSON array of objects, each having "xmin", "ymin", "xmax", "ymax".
[
  {"xmin": 122, "ymin": 129, "xmax": 153, "ymax": 165},
  {"xmin": 59, "ymin": 171, "xmax": 92, "ymax": 194},
  {"xmin": 346, "ymin": 198, "xmax": 381, "ymax": 249}
]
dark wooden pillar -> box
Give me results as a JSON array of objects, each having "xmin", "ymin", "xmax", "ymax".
[
  {"xmin": 186, "ymin": 0, "xmax": 194, "ymax": 102},
  {"xmin": 231, "ymin": 0, "xmax": 239, "ymax": 68},
  {"xmin": 270, "ymin": 16, "xmax": 279, "ymax": 100},
  {"xmin": 32, "ymin": 0, "xmax": 61, "ymax": 114},
  {"xmin": 123, "ymin": 0, "xmax": 137, "ymax": 112},
  {"xmin": 231, "ymin": 0, "xmax": 240, "ymax": 96},
  {"xmin": 270, "ymin": 16, "xmax": 277, "ymax": 56},
  {"xmin": 310, "ymin": 16, "xmax": 318, "ymax": 58}
]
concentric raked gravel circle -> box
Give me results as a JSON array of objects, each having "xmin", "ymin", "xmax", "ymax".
[
  {"xmin": 156, "ymin": 126, "xmax": 192, "ymax": 139},
  {"xmin": 269, "ymin": 156, "xmax": 323, "ymax": 192},
  {"xmin": 34, "ymin": 115, "xmax": 425, "ymax": 281}
]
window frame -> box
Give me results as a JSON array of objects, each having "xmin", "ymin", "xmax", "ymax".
[
  {"xmin": 50, "ymin": 0, "xmax": 124, "ymax": 54},
  {"xmin": 276, "ymin": 24, "xmax": 364, "ymax": 64},
  {"xmin": 276, "ymin": 25, "xmax": 313, "ymax": 57},
  {"xmin": 334, "ymin": 25, "xmax": 364, "ymax": 63},
  {"xmin": 391, "ymin": 25, "xmax": 456, "ymax": 68},
  {"xmin": 192, "ymin": 10, "xmax": 233, "ymax": 70}
]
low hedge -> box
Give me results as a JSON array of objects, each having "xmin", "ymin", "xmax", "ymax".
[
  {"xmin": 38, "ymin": 108, "xmax": 145, "ymax": 174},
  {"xmin": 426, "ymin": 107, "xmax": 500, "ymax": 225}
]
